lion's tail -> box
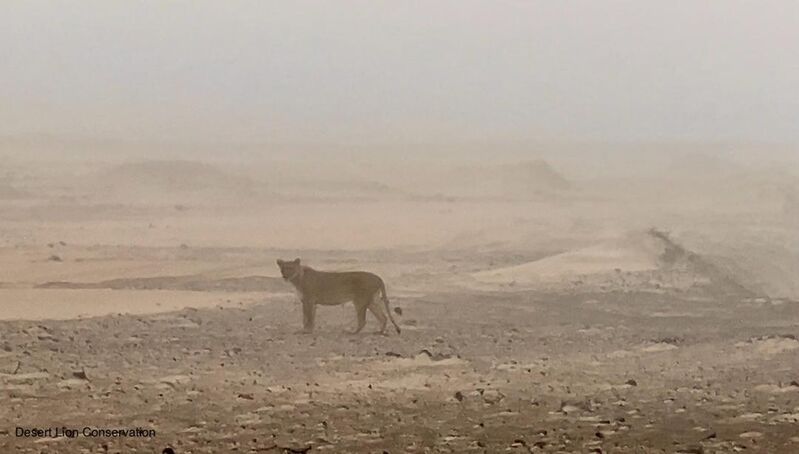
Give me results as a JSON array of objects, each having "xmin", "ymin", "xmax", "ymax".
[{"xmin": 379, "ymin": 281, "xmax": 401, "ymax": 335}]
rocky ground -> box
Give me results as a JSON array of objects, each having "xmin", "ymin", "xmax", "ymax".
[{"xmin": 2, "ymin": 281, "xmax": 798, "ymax": 453}]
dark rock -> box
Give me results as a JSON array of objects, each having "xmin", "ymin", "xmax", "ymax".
[{"xmin": 72, "ymin": 370, "xmax": 89, "ymax": 380}]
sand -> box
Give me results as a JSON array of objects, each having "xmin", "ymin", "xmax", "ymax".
[{"xmin": 0, "ymin": 153, "xmax": 797, "ymax": 453}]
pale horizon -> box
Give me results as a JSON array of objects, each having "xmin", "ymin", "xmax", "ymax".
[{"xmin": 2, "ymin": 1, "xmax": 799, "ymax": 145}]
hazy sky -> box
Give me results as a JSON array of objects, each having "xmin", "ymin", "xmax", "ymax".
[{"xmin": 1, "ymin": 1, "xmax": 798, "ymax": 143}]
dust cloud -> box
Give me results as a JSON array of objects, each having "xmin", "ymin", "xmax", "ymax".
[{"xmin": 2, "ymin": 1, "xmax": 799, "ymax": 452}]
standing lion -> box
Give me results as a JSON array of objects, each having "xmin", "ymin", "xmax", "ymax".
[{"xmin": 276, "ymin": 258, "xmax": 401, "ymax": 335}]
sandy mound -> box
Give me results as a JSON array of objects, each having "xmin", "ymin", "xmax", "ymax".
[
  {"xmin": 675, "ymin": 225, "xmax": 798, "ymax": 299},
  {"xmin": 471, "ymin": 229, "xmax": 752, "ymax": 294},
  {"xmin": 473, "ymin": 230, "xmax": 665, "ymax": 285},
  {"xmin": 89, "ymin": 160, "xmax": 265, "ymax": 202}
]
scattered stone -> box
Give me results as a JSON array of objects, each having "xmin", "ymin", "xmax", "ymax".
[
  {"xmin": 652, "ymin": 336, "xmax": 682, "ymax": 345},
  {"xmin": 753, "ymin": 383, "xmax": 799, "ymax": 394},
  {"xmin": 640, "ymin": 342, "xmax": 678, "ymax": 353},
  {"xmin": 481, "ymin": 389, "xmax": 504, "ymax": 404},
  {"xmin": 738, "ymin": 431, "xmax": 763, "ymax": 439},
  {"xmin": 57, "ymin": 378, "xmax": 90, "ymax": 389},
  {"xmin": 72, "ymin": 370, "xmax": 89, "ymax": 381},
  {"xmin": 675, "ymin": 446, "xmax": 704, "ymax": 454},
  {"xmin": 234, "ymin": 412, "xmax": 260, "ymax": 425},
  {"xmin": 560, "ymin": 399, "xmax": 593, "ymax": 414},
  {"xmin": 416, "ymin": 348, "xmax": 455, "ymax": 361},
  {"xmin": 0, "ymin": 371, "xmax": 50, "ymax": 382},
  {"xmin": 158, "ymin": 375, "xmax": 191, "ymax": 387}
]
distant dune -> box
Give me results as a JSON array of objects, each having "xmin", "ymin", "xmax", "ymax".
[
  {"xmin": 88, "ymin": 160, "xmax": 266, "ymax": 203},
  {"xmin": 434, "ymin": 159, "xmax": 572, "ymax": 199},
  {"xmin": 495, "ymin": 160, "xmax": 572, "ymax": 192}
]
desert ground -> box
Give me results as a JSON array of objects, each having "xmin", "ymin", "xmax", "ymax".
[{"xmin": 1, "ymin": 143, "xmax": 798, "ymax": 453}]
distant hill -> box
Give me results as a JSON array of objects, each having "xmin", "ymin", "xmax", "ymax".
[
  {"xmin": 496, "ymin": 160, "xmax": 572, "ymax": 192},
  {"xmin": 444, "ymin": 159, "xmax": 572, "ymax": 198},
  {"xmin": 88, "ymin": 160, "xmax": 266, "ymax": 202}
]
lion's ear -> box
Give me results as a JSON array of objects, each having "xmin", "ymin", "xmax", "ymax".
[
  {"xmin": 276, "ymin": 259, "xmax": 284, "ymax": 266},
  {"xmin": 293, "ymin": 258, "xmax": 301, "ymax": 264}
]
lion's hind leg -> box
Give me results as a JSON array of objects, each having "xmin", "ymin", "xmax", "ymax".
[
  {"xmin": 347, "ymin": 298, "xmax": 369, "ymax": 335},
  {"xmin": 368, "ymin": 295, "xmax": 388, "ymax": 335}
]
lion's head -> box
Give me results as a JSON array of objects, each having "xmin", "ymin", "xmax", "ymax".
[{"xmin": 276, "ymin": 258, "xmax": 303, "ymax": 281}]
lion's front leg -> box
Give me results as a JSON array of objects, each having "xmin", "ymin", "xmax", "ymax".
[{"xmin": 299, "ymin": 298, "xmax": 316, "ymax": 334}]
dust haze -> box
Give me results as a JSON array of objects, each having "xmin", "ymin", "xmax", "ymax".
[{"xmin": 2, "ymin": 2, "xmax": 799, "ymax": 453}]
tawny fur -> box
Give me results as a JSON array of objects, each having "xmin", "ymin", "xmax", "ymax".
[{"xmin": 277, "ymin": 258, "xmax": 401, "ymax": 335}]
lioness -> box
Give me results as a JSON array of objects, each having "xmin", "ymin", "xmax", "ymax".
[{"xmin": 276, "ymin": 258, "xmax": 401, "ymax": 335}]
